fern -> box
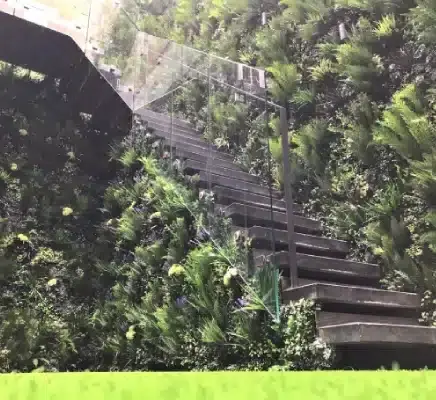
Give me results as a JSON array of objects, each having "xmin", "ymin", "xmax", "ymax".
[
  {"xmin": 310, "ymin": 58, "xmax": 337, "ymax": 82},
  {"xmin": 375, "ymin": 84, "xmax": 436, "ymax": 162},
  {"xmin": 292, "ymin": 119, "xmax": 333, "ymax": 176},
  {"xmin": 409, "ymin": 0, "xmax": 436, "ymax": 44},
  {"xmin": 374, "ymin": 14, "xmax": 396, "ymax": 37},
  {"xmin": 335, "ymin": 43, "xmax": 382, "ymax": 89},
  {"xmin": 266, "ymin": 62, "xmax": 301, "ymax": 102}
]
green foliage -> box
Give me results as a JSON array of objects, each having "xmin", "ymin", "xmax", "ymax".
[
  {"xmin": 0, "ymin": 70, "xmax": 331, "ymax": 372},
  {"xmin": 409, "ymin": 0, "xmax": 436, "ymax": 44},
  {"xmin": 266, "ymin": 63, "xmax": 301, "ymax": 103}
]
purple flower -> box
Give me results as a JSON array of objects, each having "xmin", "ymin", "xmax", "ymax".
[
  {"xmin": 235, "ymin": 297, "xmax": 248, "ymax": 308},
  {"xmin": 176, "ymin": 296, "xmax": 187, "ymax": 308}
]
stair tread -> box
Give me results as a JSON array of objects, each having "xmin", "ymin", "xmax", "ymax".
[
  {"xmin": 319, "ymin": 322, "xmax": 436, "ymax": 346},
  {"xmin": 199, "ymin": 172, "xmax": 282, "ymax": 198},
  {"xmin": 256, "ymin": 251, "xmax": 380, "ymax": 286},
  {"xmin": 146, "ymin": 119, "xmax": 202, "ymax": 135},
  {"xmin": 185, "ymin": 159, "xmax": 259, "ymax": 184},
  {"xmin": 316, "ymin": 311, "xmax": 419, "ymax": 328},
  {"xmin": 152, "ymin": 129, "xmax": 210, "ymax": 148},
  {"xmin": 223, "ymin": 203, "xmax": 318, "ymax": 232},
  {"xmin": 248, "ymin": 226, "xmax": 350, "ymax": 255},
  {"xmin": 283, "ymin": 282, "xmax": 420, "ymax": 309},
  {"xmin": 137, "ymin": 108, "xmax": 192, "ymax": 129},
  {"xmin": 166, "ymin": 140, "xmax": 234, "ymax": 162},
  {"xmin": 175, "ymin": 149, "xmax": 243, "ymax": 171},
  {"xmin": 213, "ymin": 186, "xmax": 291, "ymax": 211},
  {"xmin": 256, "ymin": 251, "xmax": 380, "ymax": 279}
]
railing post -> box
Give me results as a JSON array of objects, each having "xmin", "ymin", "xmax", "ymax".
[{"xmin": 280, "ymin": 107, "xmax": 298, "ymax": 288}]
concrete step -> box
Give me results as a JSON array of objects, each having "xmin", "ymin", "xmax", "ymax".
[
  {"xmin": 319, "ymin": 322, "xmax": 436, "ymax": 346},
  {"xmin": 184, "ymin": 159, "xmax": 260, "ymax": 184},
  {"xmin": 198, "ymin": 172, "xmax": 281, "ymax": 198},
  {"xmin": 174, "ymin": 149, "xmax": 243, "ymax": 171},
  {"xmin": 222, "ymin": 203, "xmax": 320, "ymax": 233},
  {"xmin": 246, "ymin": 226, "xmax": 349, "ymax": 257},
  {"xmin": 165, "ymin": 139, "xmax": 235, "ymax": 163},
  {"xmin": 213, "ymin": 186, "xmax": 297, "ymax": 213},
  {"xmin": 146, "ymin": 118, "xmax": 202, "ymax": 137},
  {"xmin": 152, "ymin": 128, "xmax": 211, "ymax": 149},
  {"xmin": 137, "ymin": 108, "xmax": 193, "ymax": 131},
  {"xmin": 316, "ymin": 311, "xmax": 419, "ymax": 328},
  {"xmin": 283, "ymin": 283, "xmax": 420, "ymax": 312},
  {"xmin": 255, "ymin": 251, "xmax": 380, "ymax": 286}
]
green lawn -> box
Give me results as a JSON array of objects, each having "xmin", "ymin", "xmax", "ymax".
[{"xmin": 1, "ymin": 371, "xmax": 435, "ymax": 400}]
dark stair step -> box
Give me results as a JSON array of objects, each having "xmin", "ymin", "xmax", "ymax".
[
  {"xmin": 162, "ymin": 138, "xmax": 235, "ymax": 163},
  {"xmin": 255, "ymin": 251, "xmax": 380, "ymax": 286},
  {"xmin": 319, "ymin": 322, "xmax": 436, "ymax": 346},
  {"xmin": 145, "ymin": 117, "xmax": 200, "ymax": 135},
  {"xmin": 316, "ymin": 311, "xmax": 419, "ymax": 328},
  {"xmin": 146, "ymin": 120, "xmax": 207, "ymax": 143},
  {"xmin": 184, "ymin": 159, "xmax": 260, "ymax": 184},
  {"xmin": 246, "ymin": 226, "xmax": 349, "ymax": 257},
  {"xmin": 174, "ymin": 149, "xmax": 243, "ymax": 171},
  {"xmin": 283, "ymin": 283, "xmax": 420, "ymax": 314},
  {"xmin": 223, "ymin": 203, "xmax": 320, "ymax": 233},
  {"xmin": 151, "ymin": 128, "xmax": 210, "ymax": 149},
  {"xmin": 198, "ymin": 171, "xmax": 281, "ymax": 198},
  {"xmin": 137, "ymin": 108, "xmax": 193, "ymax": 131},
  {"xmin": 212, "ymin": 186, "xmax": 299, "ymax": 213}
]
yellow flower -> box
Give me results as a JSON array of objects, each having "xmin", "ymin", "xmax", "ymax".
[
  {"xmin": 17, "ymin": 233, "xmax": 29, "ymax": 242},
  {"xmin": 168, "ymin": 264, "xmax": 185, "ymax": 277},
  {"xmin": 47, "ymin": 278, "xmax": 58, "ymax": 287},
  {"xmin": 62, "ymin": 207, "xmax": 74, "ymax": 217},
  {"xmin": 10, "ymin": 163, "xmax": 18, "ymax": 171},
  {"xmin": 19, "ymin": 129, "xmax": 28, "ymax": 136},
  {"xmin": 223, "ymin": 273, "xmax": 231, "ymax": 287},
  {"xmin": 67, "ymin": 151, "xmax": 75, "ymax": 160},
  {"xmin": 125, "ymin": 325, "xmax": 136, "ymax": 340}
]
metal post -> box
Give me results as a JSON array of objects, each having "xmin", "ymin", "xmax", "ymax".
[
  {"xmin": 170, "ymin": 80, "xmax": 174, "ymax": 161},
  {"xmin": 84, "ymin": 0, "xmax": 92, "ymax": 54},
  {"xmin": 279, "ymin": 107, "xmax": 298, "ymax": 288}
]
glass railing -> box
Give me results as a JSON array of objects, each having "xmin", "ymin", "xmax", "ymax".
[
  {"xmin": 0, "ymin": 0, "xmax": 299, "ymax": 306},
  {"xmin": 1, "ymin": 0, "xmax": 91, "ymax": 49},
  {"xmin": 1, "ymin": 0, "xmax": 268, "ymax": 110}
]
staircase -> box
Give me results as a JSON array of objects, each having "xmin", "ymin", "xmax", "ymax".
[
  {"xmin": 2, "ymin": 2, "xmax": 436, "ymax": 369},
  {"xmin": 137, "ymin": 107, "xmax": 436, "ymax": 369}
]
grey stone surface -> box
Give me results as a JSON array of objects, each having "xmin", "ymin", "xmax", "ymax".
[
  {"xmin": 247, "ymin": 226, "xmax": 350, "ymax": 255},
  {"xmin": 185, "ymin": 159, "xmax": 259, "ymax": 184},
  {"xmin": 198, "ymin": 172, "xmax": 282, "ymax": 198},
  {"xmin": 283, "ymin": 283, "xmax": 420, "ymax": 310},
  {"xmin": 316, "ymin": 312, "xmax": 419, "ymax": 327},
  {"xmin": 137, "ymin": 108, "xmax": 193, "ymax": 130},
  {"xmin": 223, "ymin": 203, "xmax": 320, "ymax": 233},
  {"xmin": 174, "ymin": 149, "xmax": 243, "ymax": 171},
  {"xmin": 152, "ymin": 128, "xmax": 210, "ymax": 149},
  {"xmin": 319, "ymin": 322, "xmax": 436, "ymax": 345},
  {"xmin": 254, "ymin": 251, "xmax": 380, "ymax": 283},
  {"xmin": 164, "ymin": 139, "xmax": 235, "ymax": 162},
  {"xmin": 213, "ymin": 186, "xmax": 291, "ymax": 212}
]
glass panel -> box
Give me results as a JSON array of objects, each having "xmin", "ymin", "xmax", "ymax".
[
  {"xmin": 9, "ymin": 0, "xmax": 91, "ymax": 49},
  {"xmin": 137, "ymin": 64, "xmax": 284, "ymax": 320},
  {"xmin": 86, "ymin": 0, "xmax": 143, "ymax": 109}
]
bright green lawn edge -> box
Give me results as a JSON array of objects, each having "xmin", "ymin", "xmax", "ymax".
[{"xmin": 0, "ymin": 371, "xmax": 435, "ymax": 400}]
